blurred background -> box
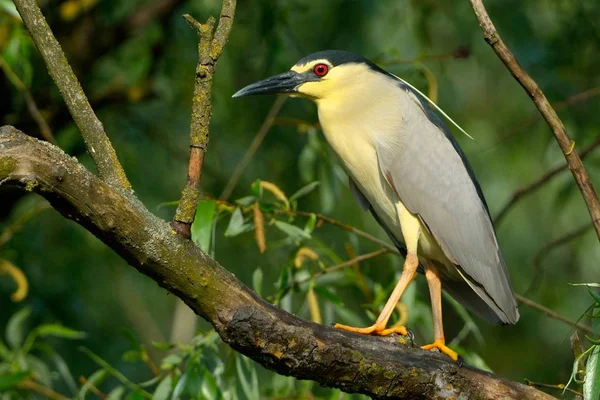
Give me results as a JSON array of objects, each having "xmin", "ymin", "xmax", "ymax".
[{"xmin": 1, "ymin": 0, "xmax": 599, "ymax": 398}]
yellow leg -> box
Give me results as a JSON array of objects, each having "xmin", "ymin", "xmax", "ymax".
[
  {"xmin": 335, "ymin": 202, "xmax": 420, "ymax": 337},
  {"xmin": 420, "ymin": 263, "xmax": 459, "ymax": 361},
  {"xmin": 334, "ymin": 253, "xmax": 418, "ymax": 336}
]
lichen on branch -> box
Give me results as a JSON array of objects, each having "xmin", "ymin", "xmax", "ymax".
[
  {"xmin": 172, "ymin": 0, "xmax": 237, "ymax": 238},
  {"xmin": 0, "ymin": 126, "xmax": 555, "ymax": 399}
]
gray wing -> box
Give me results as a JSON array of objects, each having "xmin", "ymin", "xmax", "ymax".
[{"xmin": 376, "ymin": 84, "xmax": 519, "ymax": 324}]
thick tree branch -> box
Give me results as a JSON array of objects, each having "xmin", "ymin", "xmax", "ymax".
[
  {"xmin": 12, "ymin": 0, "xmax": 130, "ymax": 190},
  {"xmin": 173, "ymin": 1, "xmax": 237, "ymax": 238},
  {"xmin": 0, "ymin": 126, "xmax": 553, "ymax": 399},
  {"xmin": 469, "ymin": 0, "xmax": 600, "ymax": 241}
]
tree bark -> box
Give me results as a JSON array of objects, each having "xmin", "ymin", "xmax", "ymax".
[{"xmin": 0, "ymin": 126, "xmax": 554, "ymax": 400}]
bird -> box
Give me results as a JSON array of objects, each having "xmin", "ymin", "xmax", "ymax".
[{"xmin": 232, "ymin": 50, "xmax": 519, "ymax": 361}]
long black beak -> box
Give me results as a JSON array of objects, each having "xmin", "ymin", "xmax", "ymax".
[{"xmin": 232, "ymin": 70, "xmax": 307, "ymax": 98}]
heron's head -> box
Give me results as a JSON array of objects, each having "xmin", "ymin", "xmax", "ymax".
[{"xmin": 233, "ymin": 50, "xmax": 384, "ymax": 102}]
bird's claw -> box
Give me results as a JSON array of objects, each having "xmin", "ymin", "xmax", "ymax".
[
  {"xmin": 421, "ymin": 339, "xmax": 459, "ymax": 361},
  {"xmin": 333, "ymin": 323, "xmax": 410, "ymax": 337}
]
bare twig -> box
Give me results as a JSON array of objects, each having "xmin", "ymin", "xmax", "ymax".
[
  {"xmin": 495, "ymin": 136, "xmax": 600, "ymax": 225},
  {"xmin": 18, "ymin": 378, "xmax": 70, "ymax": 400},
  {"xmin": 469, "ymin": 0, "xmax": 600, "ymax": 241},
  {"xmin": 0, "ymin": 55, "xmax": 54, "ymax": 144},
  {"xmin": 297, "ymin": 248, "xmax": 391, "ymax": 286},
  {"xmin": 489, "ymin": 86, "xmax": 600, "ymax": 149},
  {"xmin": 378, "ymin": 45, "xmax": 471, "ymax": 66},
  {"xmin": 219, "ymin": 96, "xmax": 287, "ymax": 200},
  {"xmin": 172, "ymin": 0, "xmax": 237, "ymax": 238},
  {"xmin": 516, "ymin": 294, "xmax": 593, "ymax": 335},
  {"xmin": 13, "ymin": 0, "xmax": 130, "ymax": 190},
  {"xmin": 524, "ymin": 379, "xmax": 582, "ymax": 397},
  {"xmin": 279, "ymin": 209, "xmax": 400, "ymax": 254},
  {"xmin": 526, "ymin": 222, "xmax": 594, "ymax": 295},
  {"xmin": 0, "ymin": 202, "xmax": 50, "ymax": 247}
]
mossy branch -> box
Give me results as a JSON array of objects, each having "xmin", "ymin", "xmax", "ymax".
[
  {"xmin": 12, "ymin": 0, "xmax": 130, "ymax": 190},
  {"xmin": 0, "ymin": 126, "xmax": 554, "ymax": 400},
  {"xmin": 172, "ymin": 0, "xmax": 237, "ymax": 238}
]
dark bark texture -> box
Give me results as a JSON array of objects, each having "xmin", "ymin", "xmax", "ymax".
[{"xmin": 0, "ymin": 126, "xmax": 554, "ymax": 399}]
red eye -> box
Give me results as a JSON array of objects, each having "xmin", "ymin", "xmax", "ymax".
[{"xmin": 313, "ymin": 63, "xmax": 329, "ymax": 77}]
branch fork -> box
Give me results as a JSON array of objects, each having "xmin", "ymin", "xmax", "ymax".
[{"xmin": 172, "ymin": 2, "xmax": 237, "ymax": 238}]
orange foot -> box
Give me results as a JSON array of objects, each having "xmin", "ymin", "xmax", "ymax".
[
  {"xmin": 334, "ymin": 323, "xmax": 408, "ymax": 336},
  {"xmin": 421, "ymin": 339, "xmax": 459, "ymax": 361}
]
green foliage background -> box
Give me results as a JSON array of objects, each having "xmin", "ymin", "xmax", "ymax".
[{"xmin": 1, "ymin": 0, "xmax": 600, "ymax": 398}]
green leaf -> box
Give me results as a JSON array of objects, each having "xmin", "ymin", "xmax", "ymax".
[
  {"xmin": 152, "ymin": 375, "xmax": 172, "ymax": 400},
  {"xmin": 314, "ymin": 286, "xmax": 343, "ymax": 306},
  {"xmin": 0, "ymin": 0, "xmax": 20, "ymax": 18},
  {"xmin": 251, "ymin": 180, "xmax": 263, "ymax": 198},
  {"xmin": 191, "ymin": 200, "xmax": 216, "ymax": 252},
  {"xmin": 584, "ymin": 345, "xmax": 600, "ymax": 400},
  {"xmin": 589, "ymin": 288, "xmax": 600, "ymax": 306},
  {"xmin": 274, "ymin": 221, "xmax": 311, "ymax": 241},
  {"xmin": 122, "ymin": 350, "xmax": 142, "ymax": 363},
  {"xmin": 252, "ymin": 268, "xmax": 263, "ymax": 296},
  {"xmin": 200, "ymin": 367, "xmax": 222, "ymax": 400},
  {"xmin": 171, "ymin": 372, "xmax": 188, "ymax": 400},
  {"xmin": 236, "ymin": 356, "xmax": 259, "ymax": 400},
  {"xmin": 6, "ymin": 307, "xmax": 31, "ymax": 349},
  {"xmin": 107, "ymin": 386, "xmax": 125, "ymax": 400},
  {"xmin": 0, "ymin": 371, "xmax": 28, "ymax": 391},
  {"xmin": 298, "ymin": 145, "xmax": 317, "ymax": 183},
  {"xmin": 35, "ymin": 343, "xmax": 78, "ymax": 394},
  {"xmin": 126, "ymin": 391, "xmax": 146, "ymax": 400},
  {"xmin": 151, "ymin": 341, "xmax": 174, "ymax": 351},
  {"xmin": 571, "ymin": 283, "xmax": 600, "ymax": 288},
  {"xmin": 289, "ymin": 182, "xmax": 320, "ymax": 202},
  {"xmin": 235, "ymin": 196, "xmax": 256, "ymax": 207},
  {"xmin": 318, "ymin": 162, "xmax": 335, "ymax": 214},
  {"xmin": 304, "ymin": 213, "xmax": 317, "ymax": 234},
  {"xmin": 35, "ymin": 324, "xmax": 86, "ymax": 340},
  {"xmin": 160, "ymin": 353, "xmax": 182, "ymax": 370},
  {"xmin": 224, "ymin": 208, "xmax": 253, "ymax": 237}
]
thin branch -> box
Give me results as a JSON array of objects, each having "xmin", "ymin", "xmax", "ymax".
[
  {"xmin": 486, "ymin": 86, "xmax": 600, "ymax": 151},
  {"xmin": 524, "ymin": 379, "xmax": 582, "ymax": 397},
  {"xmin": 296, "ymin": 248, "xmax": 391, "ymax": 286},
  {"xmin": 469, "ymin": 0, "xmax": 600, "ymax": 241},
  {"xmin": 219, "ymin": 96, "xmax": 287, "ymax": 200},
  {"xmin": 378, "ymin": 45, "xmax": 472, "ymax": 66},
  {"xmin": 525, "ymin": 222, "xmax": 594, "ymax": 296},
  {"xmin": 0, "ymin": 126, "xmax": 554, "ymax": 399},
  {"xmin": 18, "ymin": 378, "xmax": 70, "ymax": 400},
  {"xmin": 13, "ymin": 0, "xmax": 130, "ymax": 190},
  {"xmin": 0, "ymin": 55, "xmax": 55, "ymax": 144},
  {"xmin": 172, "ymin": 0, "xmax": 237, "ymax": 238},
  {"xmin": 495, "ymin": 137, "xmax": 600, "ymax": 225},
  {"xmin": 516, "ymin": 294, "xmax": 593, "ymax": 335},
  {"xmin": 278, "ymin": 209, "xmax": 400, "ymax": 255}
]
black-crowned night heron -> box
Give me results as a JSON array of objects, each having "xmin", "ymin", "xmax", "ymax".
[{"xmin": 233, "ymin": 50, "xmax": 519, "ymax": 361}]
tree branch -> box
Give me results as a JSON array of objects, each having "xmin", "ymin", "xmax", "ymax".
[
  {"xmin": 495, "ymin": 137, "xmax": 600, "ymax": 225},
  {"xmin": 12, "ymin": 0, "xmax": 130, "ymax": 190},
  {"xmin": 0, "ymin": 55, "xmax": 55, "ymax": 144},
  {"xmin": 172, "ymin": 0, "xmax": 237, "ymax": 238},
  {"xmin": 0, "ymin": 126, "xmax": 554, "ymax": 399},
  {"xmin": 468, "ymin": 0, "xmax": 600, "ymax": 241}
]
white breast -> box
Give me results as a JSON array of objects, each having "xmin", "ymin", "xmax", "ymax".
[
  {"xmin": 314, "ymin": 73, "xmax": 449, "ymax": 263},
  {"xmin": 316, "ymin": 84, "xmax": 405, "ymax": 243}
]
